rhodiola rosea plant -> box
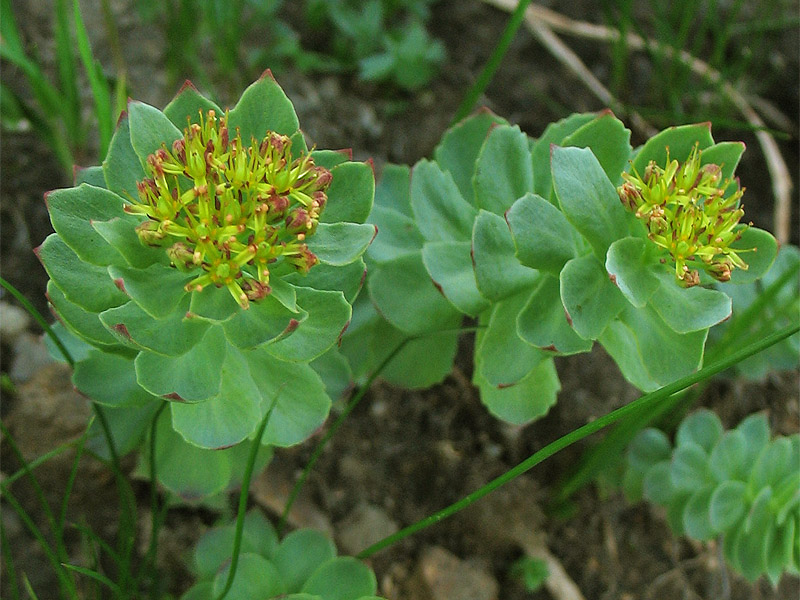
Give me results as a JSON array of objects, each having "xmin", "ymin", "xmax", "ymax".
[{"xmin": 38, "ymin": 71, "xmax": 376, "ymax": 497}]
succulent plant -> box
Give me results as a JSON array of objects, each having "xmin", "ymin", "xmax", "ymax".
[{"xmin": 38, "ymin": 72, "xmax": 375, "ymax": 494}]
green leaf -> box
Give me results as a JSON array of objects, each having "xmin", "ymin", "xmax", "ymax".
[
  {"xmin": 750, "ymin": 438, "xmax": 793, "ymax": 491},
  {"xmin": 194, "ymin": 512, "xmax": 279, "ymax": 578},
  {"xmin": 551, "ymin": 146, "xmax": 630, "ymax": 259},
  {"xmin": 472, "ymin": 209, "xmax": 538, "ymax": 302},
  {"xmin": 101, "ymin": 297, "xmax": 209, "ymax": 356},
  {"xmin": 631, "ymin": 123, "xmax": 715, "ymax": 175},
  {"xmin": 560, "ymin": 253, "xmax": 626, "ymax": 340},
  {"xmin": 473, "ymin": 124, "xmax": 533, "ymax": 214},
  {"xmin": 600, "ymin": 304, "xmax": 707, "ymax": 390},
  {"xmin": 212, "ymin": 553, "xmax": 286, "ymax": 599},
  {"xmin": 38, "ymin": 234, "xmax": 128, "ymax": 313},
  {"xmin": 506, "ymin": 193, "xmax": 579, "ymax": 274},
  {"xmin": 265, "ymin": 287, "xmax": 351, "ymax": 362},
  {"xmin": 531, "ymin": 113, "xmax": 595, "ymax": 200},
  {"xmin": 322, "ymin": 162, "xmax": 375, "ymax": 225},
  {"xmin": 134, "ymin": 326, "xmax": 226, "ymax": 401},
  {"xmin": 709, "ymin": 480, "xmax": 747, "ymax": 532},
  {"xmin": 310, "ymin": 348, "xmax": 353, "ymax": 401},
  {"xmin": 309, "ymin": 223, "xmax": 376, "ymax": 266},
  {"xmin": 649, "ymin": 273, "xmax": 731, "ymax": 334},
  {"xmin": 188, "ymin": 286, "xmax": 241, "ymax": 323},
  {"xmin": 85, "ymin": 400, "xmax": 160, "ymax": 460},
  {"xmin": 108, "ymin": 263, "xmax": 191, "ymax": 319},
  {"xmin": 517, "ymin": 275, "xmax": 593, "ymax": 355},
  {"xmin": 726, "ymin": 226, "xmax": 778, "ymax": 285},
  {"xmin": 421, "ymin": 241, "xmax": 488, "ymax": 317},
  {"xmin": 736, "ymin": 413, "xmax": 771, "ymax": 468},
  {"xmin": 709, "ymin": 430, "xmax": 748, "ymax": 482},
  {"xmin": 127, "ymin": 100, "xmax": 183, "ymax": 164},
  {"xmin": 374, "ymin": 163, "xmax": 412, "ymax": 216},
  {"xmin": 642, "ymin": 460, "xmax": 677, "ymax": 505},
  {"xmin": 476, "ymin": 291, "xmax": 547, "ymax": 387},
  {"xmin": 700, "ymin": 141, "xmax": 745, "ymax": 182},
  {"xmin": 302, "ymin": 557, "xmax": 377, "ymax": 600},
  {"xmin": 181, "ymin": 582, "xmax": 213, "ymax": 600},
  {"xmin": 150, "ymin": 409, "xmax": 232, "ymax": 499},
  {"xmin": 369, "ymin": 251, "xmax": 462, "ymax": 336},
  {"xmin": 285, "ymin": 259, "xmax": 365, "ymax": 304},
  {"xmin": 739, "ymin": 487, "xmax": 773, "ymax": 579},
  {"xmin": 223, "ymin": 295, "xmax": 305, "ymax": 350},
  {"xmin": 74, "ymin": 349, "xmax": 157, "ymax": 407},
  {"xmin": 92, "ymin": 216, "xmax": 167, "ymax": 269},
  {"xmin": 627, "ymin": 428, "xmax": 672, "ymax": 472},
  {"xmin": 163, "ymin": 81, "xmax": 222, "ymax": 128},
  {"xmin": 103, "ymin": 114, "xmax": 145, "ymax": 199},
  {"xmin": 367, "ymin": 206, "xmax": 424, "ymax": 263},
  {"xmin": 605, "ymin": 237, "xmax": 660, "ymax": 308},
  {"xmin": 561, "ymin": 112, "xmax": 632, "ymax": 184},
  {"xmin": 683, "ymin": 486, "xmax": 717, "ymax": 541},
  {"xmin": 475, "ymin": 357, "xmax": 559, "ymax": 425},
  {"xmin": 766, "ymin": 519, "xmax": 794, "ymax": 585},
  {"xmin": 227, "ymin": 72, "xmax": 300, "ymax": 143},
  {"xmin": 311, "ymin": 149, "xmax": 351, "ymax": 171},
  {"xmin": 410, "ymin": 160, "xmax": 476, "ymax": 242},
  {"xmin": 273, "ymin": 529, "xmax": 336, "ymax": 592},
  {"xmin": 46, "ymin": 184, "xmax": 128, "ymax": 266},
  {"xmin": 676, "ymin": 410, "xmax": 724, "ymax": 453},
  {"xmin": 671, "ymin": 442, "xmax": 711, "ymax": 492},
  {"xmin": 434, "ymin": 110, "xmax": 506, "ymax": 206},
  {"xmin": 378, "ymin": 326, "xmax": 458, "ymax": 389},
  {"xmin": 170, "ymin": 344, "xmax": 263, "ymax": 448},
  {"xmin": 74, "ymin": 165, "xmax": 106, "ymax": 188},
  {"xmin": 248, "ymin": 350, "xmax": 331, "ymax": 447},
  {"xmin": 46, "ymin": 281, "xmax": 128, "ymax": 350}
]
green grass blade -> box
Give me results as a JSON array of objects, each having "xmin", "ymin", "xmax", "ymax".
[
  {"xmin": 54, "ymin": 0, "xmax": 82, "ymax": 142},
  {"xmin": 62, "ymin": 563, "xmax": 122, "ymax": 595}
]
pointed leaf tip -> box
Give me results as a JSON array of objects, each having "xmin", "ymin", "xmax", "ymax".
[
  {"xmin": 177, "ymin": 79, "xmax": 198, "ymax": 94},
  {"xmin": 258, "ymin": 68, "xmax": 276, "ymax": 82}
]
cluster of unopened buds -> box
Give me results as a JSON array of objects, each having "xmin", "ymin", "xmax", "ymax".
[
  {"xmin": 126, "ymin": 110, "xmax": 331, "ymax": 308},
  {"xmin": 618, "ymin": 144, "xmax": 751, "ymax": 287}
]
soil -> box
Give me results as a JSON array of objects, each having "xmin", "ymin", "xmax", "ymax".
[{"xmin": 2, "ymin": 1, "xmax": 798, "ymax": 599}]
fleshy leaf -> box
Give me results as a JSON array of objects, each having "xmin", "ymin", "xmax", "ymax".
[
  {"xmin": 476, "ymin": 291, "xmax": 547, "ymax": 387},
  {"xmin": 367, "ymin": 205, "xmax": 424, "ymax": 263},
  {"xmin": 273, "ymin": 529, "xmax": 336, "ymax": 593},
  {"xmin": 605, "ymin": 237, "xmax": 660, "ymax": 308},
  {"xmin": 265, "ymin": 286, "xmax": 351, "ymax": 362},
  {"xmin": 86, "ymin": 400, "xmax": 160, "ymax": 460},
  {"xmin": 560, "ymin": 253, "xmax": 626, "ymax": 340},
  {"xmin": 709, "ymin": 430, "xmax": 748, "ymax": 481},
  {"xmin": 551, "ymin": 146, "xmax": 630, "ymax": 259},
  {"xmin": 472, "ymin": 209, "xmax": 538, "ymax": 302},
  {"xmin": 531, "ymin": 113, "xmax": 595, "ymax": 200},
  {"xmin": 421, "ymin": 241, "xmax": 488, "ymax": 317},
  {"xmin": 322, "ymin": 162, "xmax": 375, "ymax": 225},
  {"xmin": 410, "ymin": 160, "xmax": 476, "ymax": 242},
  {"xmin": 103, "ymin": 114, "xmax": 145, "ymax": 199},
  {"xmin": 302, "ymin": 557, "xmax": 378, "ymax": 600},
  {"xmin": 700, "ymin": 141, "xmax": 745, "ymax": 182},
  {"xmin": 649, "ymin": 272, "xmax": 732, "ymax": 334},
  {"xmin": 47, "ymin": 281, "xmax": 129, "ymax": 350},
  {"xmin": 211, "ymin": 554, "xmax": 286, "ymax": 599},
  {"xmin": 309, "ymin": 223, "xmax": 376, "ymax": 266},
  {"xmin": 100, "ymin": 297, "xmax": 209, "ymax": 356},
  {"xmin": 92, "ymin": 216, "xmax": 168, "ymax": 269},
  {"xmin": 74, "ymin": 349, "xmax": 158, "ymax": 407},
  {"xmin": 75, "ymin": 165, "xmax": 106, "ymax": 187},
  {"xmin": 369, "ymin": 251, "xmax": 462, "ymax": 336},
  {"xmin": 311, "ymin": 149, "xmax": 351, "ymax": 171},
  {"xmin": 434, "ymin": 110, "xmax": 506, "ymax": 206},
  {"xmin": 630, "ymin": 122, "xmax": 715, "ymax": 175},
  {"xmin": 39, "ymin": 234, "xmax": 128, "ymax": 313},
  {"xmin": 46, "ymin": 184, "xmax": 128, "ymax": 266},
  {"xmin": 506, "ymin": 193, "xmax": 580, "ymax": 274},
  {"xmin": 475, "ymin": 357, "xmax": 560, "ymax": 425},
  {"xmin": 163, "ymin": 82, "xmax": 223, "ymax": 128},
  {"xmin": 187, "ymin": 286, "xmax": 241, "ymax": 323},
  {"xmin": 247, "ymin": 349, "xmax": 331, "ymax": 447},
  {"xmin": 374, "ymin": 163, "xmax": 412, "ymax": 216},
  {"xmin": 310, "ymin": 348, "xmax": 353, "ymax": 401},
  {"xmin": 135, "ymin": 326, "xmax": 226, "ymax": 401},
  {"xmin": 227, "ymin": 73, "xmax": 300, "ymax": 143},
  {"xmin": 473, "ymin": 124, "xmax": 533, "ymax": 215},
  {"xmin": 725, "ymin": 226, "xmax": 778, "ymax": 285},
  {"xmin": 223, "ymin": 295, "xmax": 306, "ymax": 350},
  {"xmin": 671, "ymin": 442, "xmax": 711, "ymax": 491},
  {"xmin": 676, "ymin": 409, "xmax": 724, "ymax": 453},
  {"xmin": 127, "ymin": 100, "xmax": 183, "ymax": 164},
  {"xmin": 108, "ymin": 263, "xmax": 191, "ymax": 319},
  {"xmin": 709, "ymin": 480, "xmax": 747, "ymax": 531},
  {"xmin": 561, "ymin": 112, "xmax": 632, "ymax": 184},
  {"xmin": 170, "ymin": 344, "xmax": 263, "ymax": 448},
  {"xmin": 285, "ymin": 258, "xmax": 365, "ymax": 304},
  {"xmin": 683, "ymin": 486, "xmax": 717, "ymax": 541},
  {"xmin": 517, "ymin": 275, "xmax": 593, "ymax": 355},
  {"xmin": 194, "ymin": 511, "xmax": 279, "ymax": 578}
]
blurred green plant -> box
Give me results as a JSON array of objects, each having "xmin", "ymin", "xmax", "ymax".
[
  {"xmin": 510, "ymin": 556, "xmax": 549, "ymax": 592},
  {"xmin": 625, "ymin": 410, "xmax": 800, "ymax": 585},
  {"xmin": 0, "ymin": 0, "xmax": 121, "ymax": 171}
]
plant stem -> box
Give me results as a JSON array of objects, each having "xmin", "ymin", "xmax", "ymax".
[
  {"xmin": 214, "ymin": 402, "xmax": 277, "ymax": 600},
  {"xmin": 356, "ymin": 323, "xmax": 799, "ymax": 559},
  {"xmin": 452, "ymin": 0, "xmax": 533, "ymax": 125},
  {"xmin": 139, "ymin": 402, "xmax": 168, "ymax": 598}
]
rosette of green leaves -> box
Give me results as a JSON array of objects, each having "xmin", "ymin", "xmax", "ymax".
[
  {"xmin": 182, "ymin": 510, "xmax": 384, "ymax": 600},
  {"xmin": 503, "ymin": 122, "xmax": 777, "ymax": 390},
  {"xmin": 624, "ymin": 410, "xmax": 800, "ymax": 585},
  {"xmin": 38, "ymin": 74, "xmax": 374, "ymax": 464}
]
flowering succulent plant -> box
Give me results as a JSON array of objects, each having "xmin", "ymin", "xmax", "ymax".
[{"xmin": 38, "ymin": 72, "xmax": 375, "ymax": 495}]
